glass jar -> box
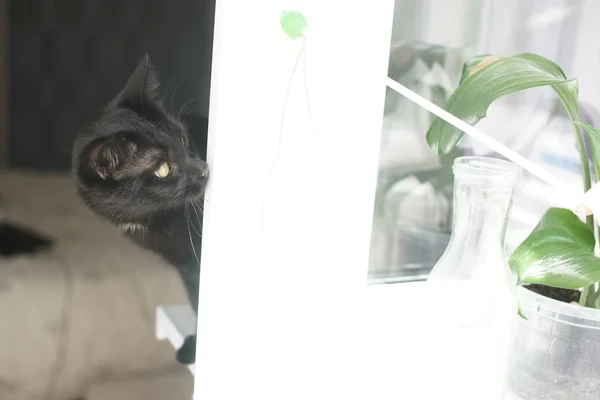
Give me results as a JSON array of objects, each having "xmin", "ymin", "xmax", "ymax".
[{"xmin": 421, "ymin": 156, "xmax": 522, "ymax": 399}]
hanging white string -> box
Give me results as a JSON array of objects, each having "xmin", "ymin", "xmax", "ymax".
[
  {"xmin": 261, "ymin": 38, "xmax": 306, "ymax": 234},
  {"xmin": 261, "ymin": 34, "xmax": 322, "ymax": 233},
  {"xmin": 385, "ymin": 76, "xmax": 580, "ymax": 208}
]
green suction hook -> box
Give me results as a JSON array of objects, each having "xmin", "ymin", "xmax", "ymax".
[{"xmin": 280, "ymin": 11, "xmax": 307, "ymax": 40}]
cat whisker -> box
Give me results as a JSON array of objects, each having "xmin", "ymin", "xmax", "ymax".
[
  {"xmin": 188, "ymin": 204, "xmax": 203, "ymax": 238},
  {"xmin": 192, "ymin": 199, "xmax": 205, "ymax": 217},
  {"xmin": 185, "ymin": 205, "xmax": 202, "ymax": 266},
  {"xmin": 163, "ymin": 69, "xmax": 185, "ymax": 107},
  {"xmin": 181, "ymin": 106, "xmax": 205, "ymax": 125},
  {"xmin": 198, "ymin": 196, "xmax": 212, "ymax": 205},
  {"xmin": 190, "ymin": 199, "xmax": 203, "ymax": 220},
  {"xmin": 177, "ymin": 96, "xmax": 203, "ymax": 121},
  {"xmin": 190, "ymin": 197, "xmax": 201, "ymax": 213},
  {"xmin": 192, "ymin": 199, "xmax": 214, "ymax": 228},
  {"xmin": 190, "ymin": 200, "xmax": 203, "ymax": 226},
  {"xmin": 170, "ymin": 72, "xmax": 189, "ymax": 116}
]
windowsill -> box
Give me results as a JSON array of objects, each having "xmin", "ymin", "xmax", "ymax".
[{"xmin": 156, "ymin": 305, "xmax": 197, "ymax": 376}]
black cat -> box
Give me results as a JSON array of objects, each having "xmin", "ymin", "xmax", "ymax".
[{"xmin": 72, "ymin": 55, "xmax": 208, "ymax": 365}]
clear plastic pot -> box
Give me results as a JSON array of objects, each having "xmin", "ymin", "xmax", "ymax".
[{"xmin": 506, "ymin": 286, "xmax": 600, "ymax": 399}]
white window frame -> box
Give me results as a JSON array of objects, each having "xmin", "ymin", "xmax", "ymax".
[
  {"xmin": 190, "ymin": 1, "xmax": 600, "ymax": 399},
  {"xmin": 193, "ymin": 1, "xmax": 437, "ymax": 399}
]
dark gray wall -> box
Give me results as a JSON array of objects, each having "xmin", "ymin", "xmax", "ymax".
[{"xmin": 9, "ymin": 0, "xmax": 214, "ymax": 170}]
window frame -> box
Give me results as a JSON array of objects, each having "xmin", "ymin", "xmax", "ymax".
[{"xmin": 193, "ymin": 0, "xmax": 432, "ymax": 398}]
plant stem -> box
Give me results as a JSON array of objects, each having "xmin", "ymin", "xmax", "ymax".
[
  {"xmin": 570, "ymin": 121, "xmax": 593, "ymax": 230},
  {"xmin": 556, "ymin": 91, "xmax": 593, "ymax": 226},
  {"xmin": 564, "ymin": 102, "xmax": 595, "ymax": 306},
  {"xmin": 580, "ymin": 286, "xmax": 590, "ymax": 306},
  {"xmin": 586, "ymin": 284, "xmax": 600, "ymax": 307},
  {"xmin": 585, "ymin": 285, "xmax": 597, "ymax": 307}
]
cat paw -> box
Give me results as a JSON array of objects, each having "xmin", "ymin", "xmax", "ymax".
[{"xmin": 176, "ymin": 334, "xmax": 196, "ymax": 365}]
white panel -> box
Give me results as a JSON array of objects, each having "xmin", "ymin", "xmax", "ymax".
[
  {"xmin": 194, "ymin": 0, "xmax": 419, "ymax": 399},
  {"xmin": 571, "ymin": 0, "xmax": 600, "ymax": 108}
]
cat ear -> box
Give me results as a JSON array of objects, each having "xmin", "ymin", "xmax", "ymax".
[
  {"xmin": 116, "ymin": 54, "xmax": 161, "ymax": 106},
  {"xmin": 89, "ymin": 139, "xmax": 121, "ymax": 180}
]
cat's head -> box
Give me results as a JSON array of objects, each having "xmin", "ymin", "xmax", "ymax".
[{"xmin": 73, "ymin": 55, "xmax": 209, "ymax": 224}]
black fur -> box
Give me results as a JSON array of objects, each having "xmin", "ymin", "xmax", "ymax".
[{"xmin": 72, "ymin": 55, "xmax": 207, "ymax": 364}]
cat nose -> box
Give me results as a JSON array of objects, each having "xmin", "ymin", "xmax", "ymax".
[{"xmin": 197, "ymin": 161, "xmax": 209, "ymax": 178}]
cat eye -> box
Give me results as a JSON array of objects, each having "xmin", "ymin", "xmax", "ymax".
[
  {"xmin": 181, "ymin": 135, "xmax": 187, "ymax": 146},
  {"xmin": 154, "ymin": 162, "xmax": 171, "ymax": 178}
]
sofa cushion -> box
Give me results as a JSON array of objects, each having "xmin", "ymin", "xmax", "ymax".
[{"xmin": 0, "ymin": 171, "xmax": 188, "ymax": 399}]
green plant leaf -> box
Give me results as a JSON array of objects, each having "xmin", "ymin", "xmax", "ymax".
[
  {"xmin": 459, "ymin": 54, "xmax": 494, "ymax": 83},
  {"xmin": 509, "ymin": 207, "xmax": 600, "ymax": 289},
  {"xmin": 576, "ymin": 121, "xmax": 600, "ymax": 179},
  {"xmin": 426, "ymin": 53, "xmax": 578, "ymax": 155},
  {"xmin": 280, "ymin": 11, "xmax": 307, "ymax": 40}
]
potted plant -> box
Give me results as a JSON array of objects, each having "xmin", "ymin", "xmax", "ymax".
[{"xmin": 426, "ymin": 53, "xmax": 600, "ymax": 399}]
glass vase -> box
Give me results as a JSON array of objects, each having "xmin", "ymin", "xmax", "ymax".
[{"xmin": 422, "ymin": 156, "xmax": 522, "ymax": 399}]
